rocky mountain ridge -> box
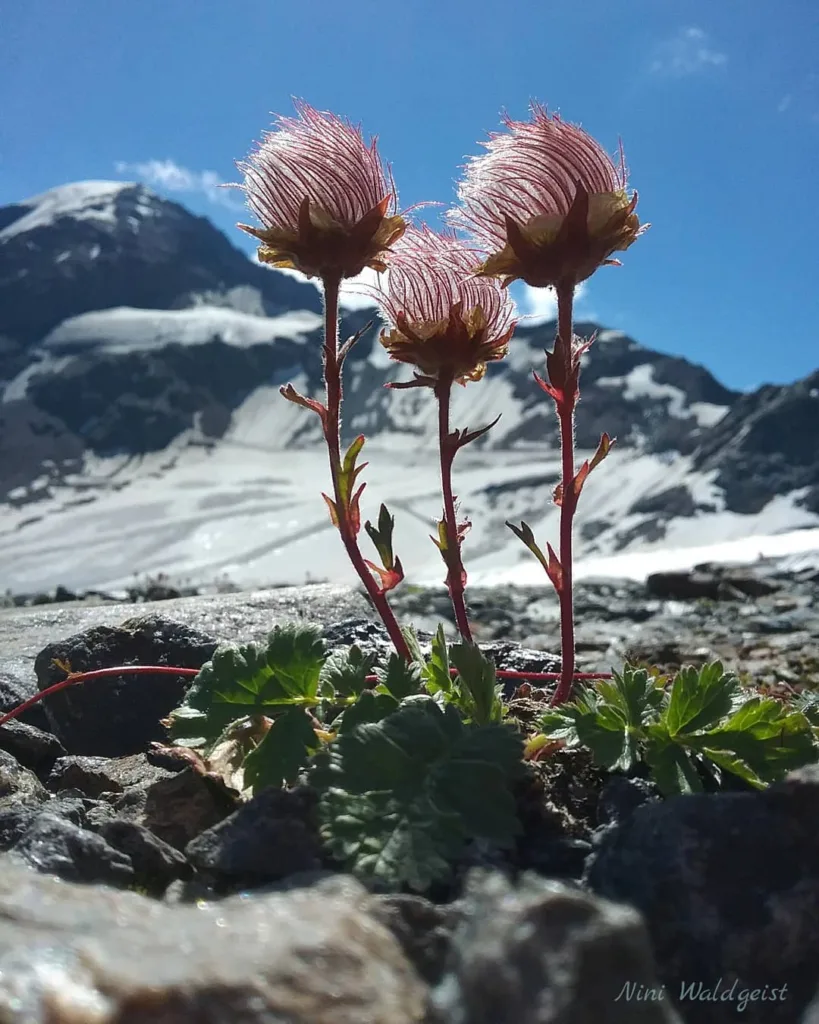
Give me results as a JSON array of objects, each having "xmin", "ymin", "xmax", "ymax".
[{"xmin": 0, "ymin": 181, "xmax": 817, "ymax": 592}]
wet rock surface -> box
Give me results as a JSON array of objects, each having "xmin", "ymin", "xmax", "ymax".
[
  {"xmin": 0, "ymin": 577, "xmax": 817, "ymax": 1021},
  {"xmin": 392, "ymin": 557, "xmax": 819, "ymax": 690}
]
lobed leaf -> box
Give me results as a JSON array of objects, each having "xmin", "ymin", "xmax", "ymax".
[{"xmin": 311, "ymin": 698, "xmax": 524, "ymax": 890}]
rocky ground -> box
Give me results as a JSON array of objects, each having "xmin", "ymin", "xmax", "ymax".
[
  {"xmin": 0, "ymin": 567, "xmax": 818, "ymax": 1022},
  {"xmin": 9, "ymin": 555, "xmax": 819, "ymax": 691}
]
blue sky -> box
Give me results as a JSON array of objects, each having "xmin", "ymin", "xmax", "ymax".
[{"xmin": 2, "ymin": 0, "xmax": 817, "ymax": 391}]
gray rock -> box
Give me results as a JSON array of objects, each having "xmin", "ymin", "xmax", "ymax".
[
  {"xmin": 429, "ymin": 869, "xmax": 682, "ymax": 1023},
  {"xmin": 0, "ymin": 583, "xmax": 374, "ymax": 695},
  {"xmin": 46, "ymin": 752, "xmax": 176, "ymax": 797},
  {"xmin": 0, "ymin": 857, "xmax": 428, "ymax": 1023},
  {"xmin": 585, "ymin": 764, "xmax": 819, "ymax": 1022},
  {"xmin": 0, "ymin": 747, "xmax": 49, "ymax": 809},
  {"xmin": 186, "ymin": 784, "xmax": 323, "ymax": 890},
  {"xmin": 0, "ymin": 717, "xmax": 66, "ymax": 771},
  {"xmin": 11, "ymin": 812, "xmax": 135, "ymax": 886}
]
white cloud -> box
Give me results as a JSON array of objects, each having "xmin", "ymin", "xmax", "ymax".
[
  {"xmin": 114, "ymin": 159, "xmax": 243, "ymax": 209},
  {"xmin": 649, "ymin": 27, "xmax": 727, "ymax": 78},
  {"xmin": 511, "ymin": 281, "xmax": 589, "ymax": 324},
  {"xmin": 248, "ymin": 255, "xmax": 381, "ymax": 312},
  {"xmin": 778, "ymin": 95, "xmax": 793, "ymax": 114},
  {"xmin": 338, "ymin": 266, "xmax": 383, "ymax": 310}
]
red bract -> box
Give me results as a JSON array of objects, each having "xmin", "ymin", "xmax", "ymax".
[
  {"xmin": 235, "ymin": 100, "xmax": 406, "ymax": 279},
  {"xmin": 374, "ymin": 226, "xmax": 517, "ymax": 385},
  {"xmin": 448, "ymin": 103, "xmax": 647, "ymax": 288}
]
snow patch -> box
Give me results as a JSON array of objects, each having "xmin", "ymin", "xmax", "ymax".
[
  {"xmin": 0, "ymin": 182, "xmax": 139, "ymax": 240},
  {"xmin": 40, "ymin": 306, "xmax": 323, "ymax": 354}
]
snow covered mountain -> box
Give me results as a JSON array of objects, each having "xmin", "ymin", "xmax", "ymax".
[{"xmin": 0, "ymin": 180, "xmax": 817, "ymax": 594}]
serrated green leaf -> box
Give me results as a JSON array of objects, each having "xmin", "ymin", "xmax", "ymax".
[
  {"xmin": 319, "ymin": 644, "xmax": 378, "ymax": 698},
  {"xmin": 423, "ymin": 624, "xmax": 452, "ymax": 696},
  {"xmin": 337, "ymin": 690, "xmax": 399, "ymax": 734},
  {"xmin": 449, "ymin": 642, "xmax": 502, "ymax": 724},
  {"xmin": 319, "ymin": 789, "xmax": 462, "ymax": 891},
  {"xmin": 597, "ymin": 664, "xmax": 662, "ymax": 727},
  {"xmin": 687, "ymin": 702, "xmax": 817, "ymax": 784},
  {"xmin": 312, "ymin": 698, "xmax": 523, "ymax": 891},
  {"xmin": 262, "ymin": 623, "xmax": 326, "ymax": 700},
  {"xmin": 168, "ymin": 624, "xmax": 326, "ymax": 743},
  {"xmin": 644, "ymin": 724, "xmax": 705, "ymax": 795},
  {"xmin": 243, "ymin": 707, "xmax": 320, "ymax": 792},
  {"xmin": 375, "ymin": 652, "xmax": 423, "ymax": 700},
  {"xmin": 663, "ymin": 662, "xmax": 738, "ymax": 736},
  {"xmin": 400, "ymin": 624, "xmax": 425, "ymax": 664},
  {"xmin": 430, "ymin": 726, "xmax": 524, "ymax": 841}
]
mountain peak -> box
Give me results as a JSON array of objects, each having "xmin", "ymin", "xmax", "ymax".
[
  {"xmin": 0, "ymin": 179, "xmax": 322, "ymax": 349},
  {"xmin": 0, "ymin": 181, "xmax": 158, "ymax": 241}
]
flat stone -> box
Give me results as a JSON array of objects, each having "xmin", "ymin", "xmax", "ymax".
[
  {"xmin": 0, "ymin": 857, "xmax": 428, "ymax": 1023},
  {"xmin": 0, "ymin": 584, "xmax": 374, "ymax": 687}
]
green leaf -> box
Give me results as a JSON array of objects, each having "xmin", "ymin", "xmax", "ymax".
[
  {"xmin": 663, "ymin": 662, "xmax": 738, "ymax": 736},
  {"xmin": 539, "ymin": 685, "xmax": 640, "ymax": 771},
  {"xmin": 164, "ymin": 703, "xmax": 210, "ymax": 747},
  {"xmin": 375, "ymin": 652, "xmax": 423, "ymax": 700},
  {"xmin": 687, "ymin": 700, "xmax": 817, "ymax": 786},
  {"xmin": 337, "ymin": 690, "xmax": 399, "ymax": 734},
  {"xmin": 364, "ymin": 503, "xmax": 398, "ymax": 572},
  {"xmin": 318, "ymin": 644, "xmax": 377, "ymax": 698},
  {"xmin": 596, "ymin": 664, "xmax": 664, "ymax": 728},
  {"xmin": 401, "ymin": 624, "xmax": 425, "ymax": 665},
  {"xmin": 312, "ymin": 698, "xmax": 524, "ymax": 891},
  {"xmin": 318, "ymin": 789, "xmax": 462, "ymax": 892},
  {"xmin": 644, "ymin": 723, "xmax": 705, "ymax": 795},
  {"xmin": 449, "ymin": 642, "xmax": 503, "ymax": 724},
  {"xmin": 243, "ymin": 707, "xmax": 320, "ymax": 792},
  {"xmin": 168, "ymin": 624, "xmax": 326, "ymax": 745},
  {"xmin": 422, "ymin": 624, "xmax": 453, "ymax": 696}
]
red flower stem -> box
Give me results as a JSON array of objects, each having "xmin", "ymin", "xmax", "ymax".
[
  {"xmin": 0, "ymin": 663, "xmax": 612, "ymax": 729},
  {"xmin": 435, "ymin": 371, "xmax": 473, "ymax": 643},
  {"xmin": 553, "ymin": 279, "xmax": 578, "ymax": 706},
  {"xmin": 321, "ymin": 272, "xmax": 411, "ymax": 661}
]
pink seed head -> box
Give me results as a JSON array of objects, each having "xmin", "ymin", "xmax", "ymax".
[
  {"xmin": 373, "ymin": 226, "xmax": 517, "ymax": 384},
  {"xmin": 235, "ymin": 100, "xmax": 405, "ymax": 279},
  {"xmin": 447, "ymin": 103, "xmax": 646, "ymax": 288}
]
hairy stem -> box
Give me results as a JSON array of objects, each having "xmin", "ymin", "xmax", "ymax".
[
  {"xmin": 552, "ymin": 279, "xmax": 578, "ymax": 705},
  {"xmin": 435, "ymin": 371, "xmax": 473, "ymax": 643},
  {"xmin": 321, "ymin": 273, "xmax": 411, "ymax": 661}
]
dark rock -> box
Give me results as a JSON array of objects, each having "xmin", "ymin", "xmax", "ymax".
[
  {"xmin": 0, "ymin": 718, "xmax": 65, "ymax": 770},
  {"xmin": 585, "ymin": 764, "xmax": 819, "ymax": 1022},
  {"xmin": 0, "ymin": 796, "xmax": 87, "ymax": 851},
  {"xmin": 597, "ymin": 776, "xmax": 661, "ymax": 826},
  {"xmin": 185, "ymin": 784, "xmax": 323, "ymax": 890},
  {"xmin": 11, "ymin": 812, "xmax": 135, "ymax": 886},
  {"xmin": 46, "ymin": 751, "xmax": 176, "ymax": 797},
  {"xmin": 0, "ymin": 748, "xmax": 49, "ymax": 809},
  {"xmin": 0, "ymin": 669, "xmax": 49, "ymax": 731},
  {"xmin": 34, "ymin": 614, "xmax": 220, "ymax": 756},
  {"xmin": 107, "ymin": 767, "xmax": 235, "ymax": 851},
  {"xmin": 371, "ymin": 893, "xmax": 457, "ymax": 986},
  {"xmin": 429, "ymin": 869, "xmax": 681, "ymax": 1023},
  {"xmin": 94, "ymin": 818, "xmax": 190, "ymax": 895}
]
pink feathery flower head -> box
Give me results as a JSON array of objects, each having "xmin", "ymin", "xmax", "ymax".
[
  {"xmin": 447, "ymin": 103, "xmax": 647, "ymax": 289},
  {"xmin": 235, "ymin": 100, "xmax": 406, "ymax": 280},
  {"xmin": 373, "ymin": 225, "xmax": 517, "ymax": 386}
]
